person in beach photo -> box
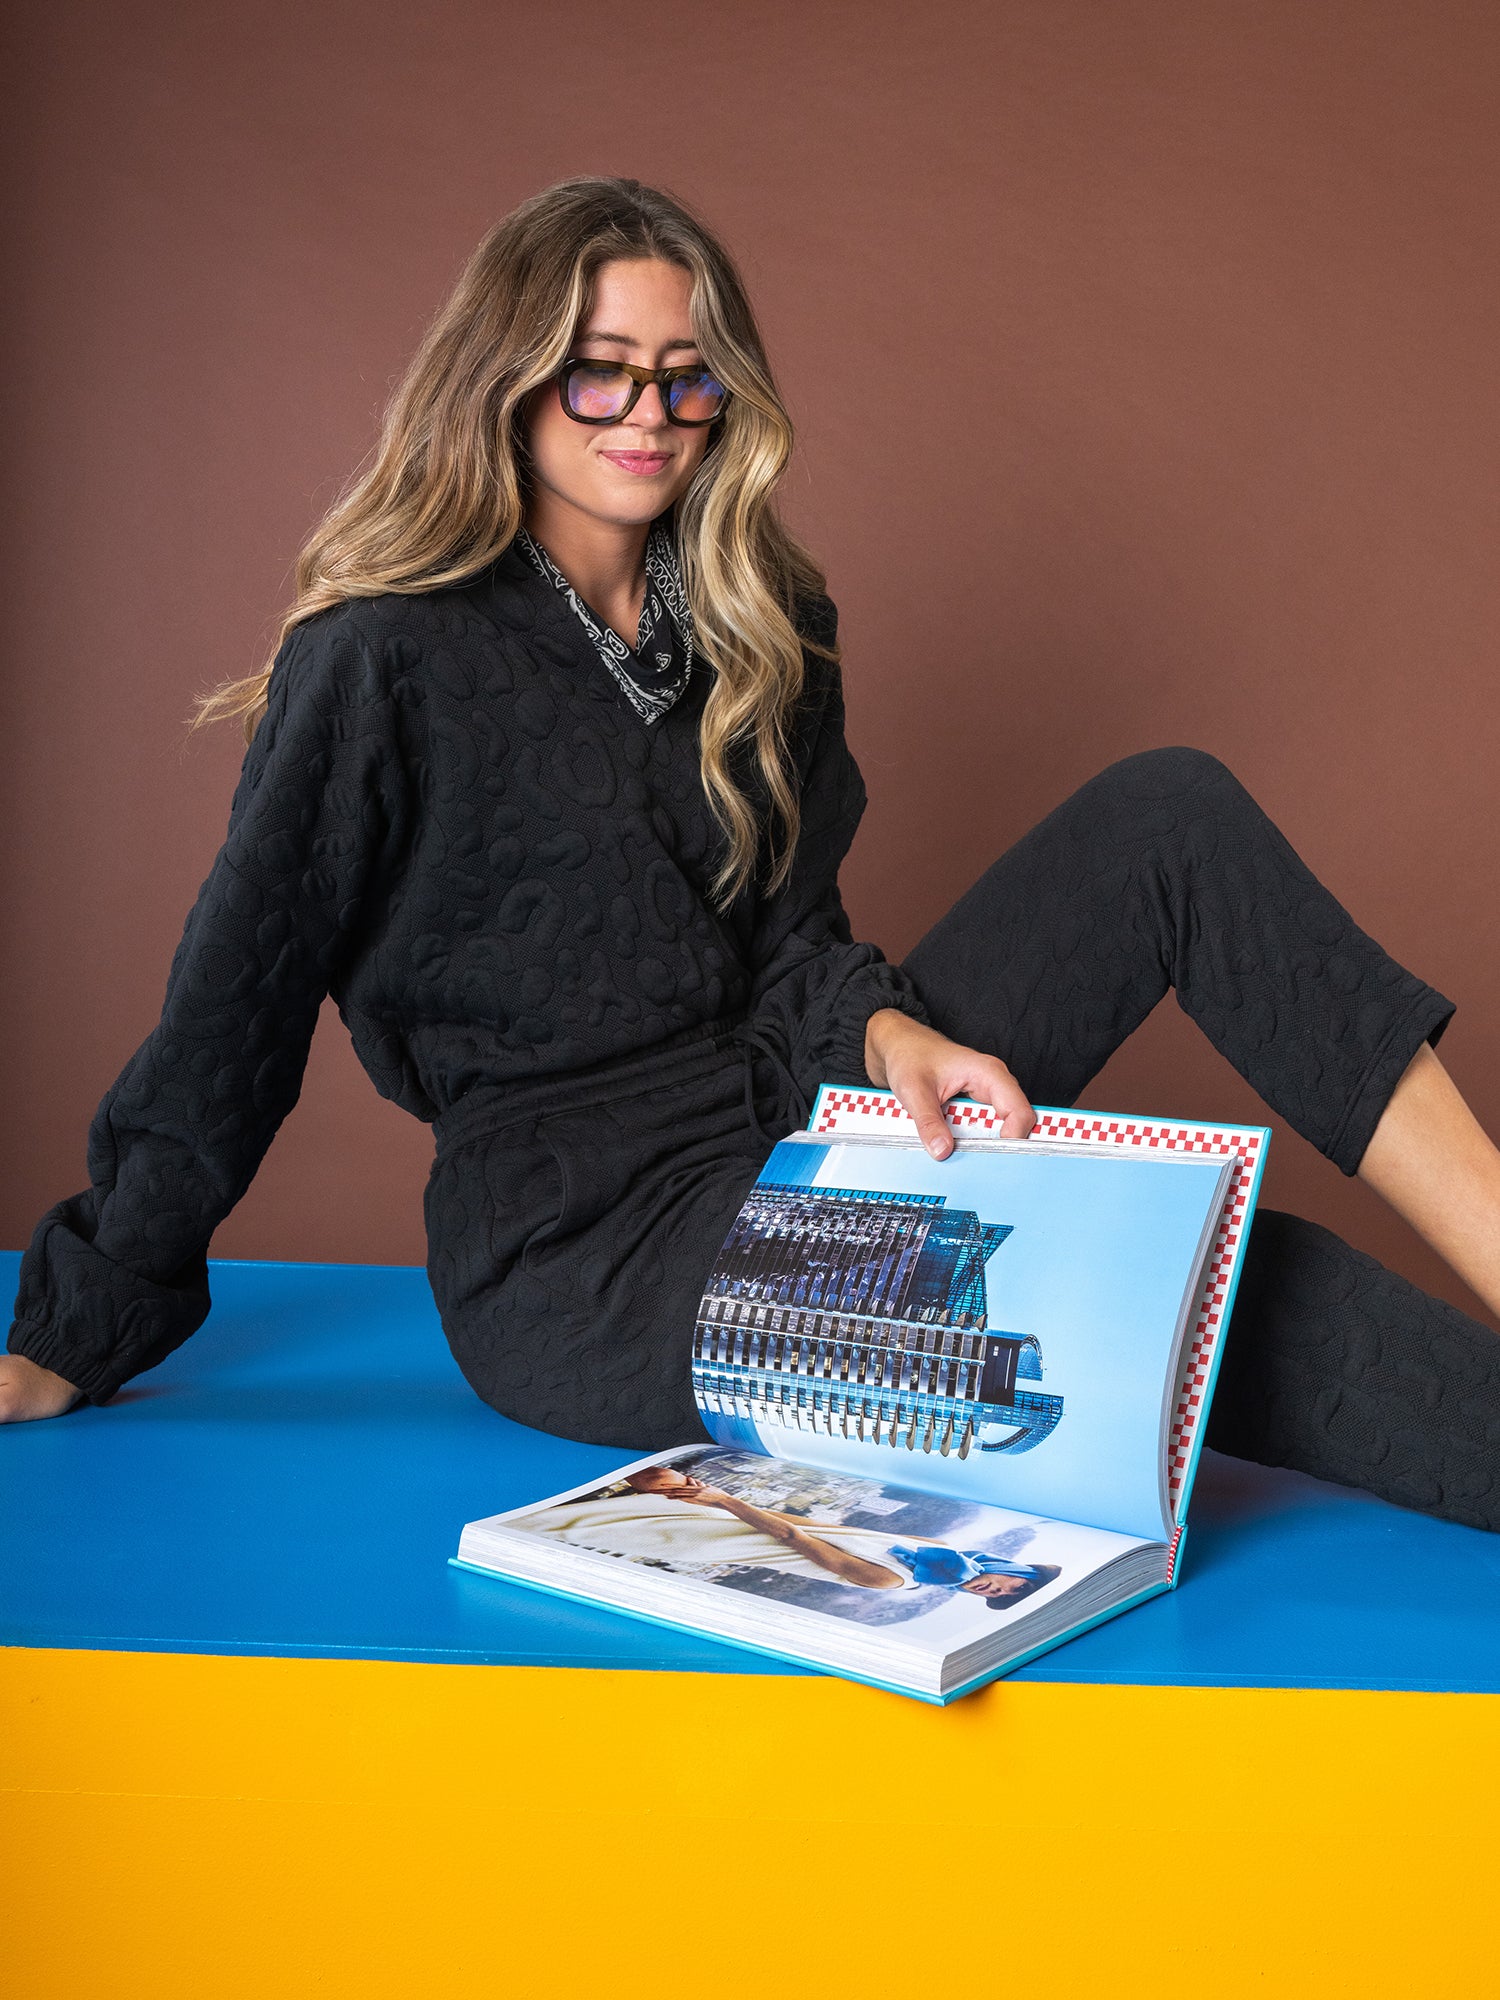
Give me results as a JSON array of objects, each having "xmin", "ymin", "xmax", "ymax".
[
  {"xmin": 2, "ymin": 176, "xmax": 1496, "ymax": 1534},
  {"xmin": 526, "ymin": 1461, "xmax": 1064, "ymax": 1610}
]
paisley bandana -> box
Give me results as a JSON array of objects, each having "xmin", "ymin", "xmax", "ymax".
[{"xmin": 518, "ymin": 521, "xmax": 695, "ymax": 726}]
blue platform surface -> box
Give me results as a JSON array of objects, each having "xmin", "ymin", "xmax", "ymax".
[{"xmin": 2, "ymin": 1251, "xmax": 1497, "ymax": 1690}]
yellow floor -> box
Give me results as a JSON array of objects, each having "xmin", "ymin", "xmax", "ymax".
[{"xmin": 3, "ymin": 1646, "xmax": 1493, "ymax": 1998}]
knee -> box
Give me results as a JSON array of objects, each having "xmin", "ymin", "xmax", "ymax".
[
  {"xmin": 1095, "ymin": 746, "xmax": 1242, "ymax": 803},
  {"xmin": 1076, "ymin": 747, "xmax": 1259, "ymax": 836}
]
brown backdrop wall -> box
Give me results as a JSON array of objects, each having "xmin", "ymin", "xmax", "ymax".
[{"xmin": 5, "ymin": 0, "xmax": 1498, "ymax": 1324}]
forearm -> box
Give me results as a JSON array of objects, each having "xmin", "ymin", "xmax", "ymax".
[
  {"xmin": 712, "ymin": 1494, "xmax": 806, "ymax": 1542},
  {"xmin": 9, "ymin": 614, "xmax": 408, "ymax": 1402},
  {"xmin": 709, "ymin": 1496, "xmax": 897, "ymax": 1588}
]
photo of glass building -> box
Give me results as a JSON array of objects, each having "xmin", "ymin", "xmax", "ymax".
[{"xmin": 694, "ymin": 1183, "xmax": 1065, "ymax": 1458}]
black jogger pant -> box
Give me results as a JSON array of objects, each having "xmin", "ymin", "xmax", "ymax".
[
  {"xmin": 902, "ymin": 745, "xmax": 1498, "ymax": 1532},
  {"xmin": 428, "ymin": 747, "xmax": 1498, "ymax": 1531}
]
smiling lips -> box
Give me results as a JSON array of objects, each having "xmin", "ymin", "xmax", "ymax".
[{"xmin": 600, "ymin": 450, "xmax": 671, "ymax": 477}]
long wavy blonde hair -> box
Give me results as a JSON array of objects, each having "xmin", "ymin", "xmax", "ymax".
[{"xmin": 196, "ymin": 176, "xmax": 832, "ymax": 902}]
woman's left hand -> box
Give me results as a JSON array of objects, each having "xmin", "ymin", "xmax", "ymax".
[{"xmin": 863, "ymin": 1010, "xmax": 1035, "ymax": 1159}]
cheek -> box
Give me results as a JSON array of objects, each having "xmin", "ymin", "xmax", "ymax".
[
  {"xmin": 662, "ymin": 430, "xmax": 711, "ymax": 504},
  {"xmin": 526, "ymin": 396, "xmax": 584, "ymax": 489}
]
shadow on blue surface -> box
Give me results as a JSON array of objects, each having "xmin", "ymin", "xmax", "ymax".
[{"xmin": 3, "ymin": 1252, "xmax": 1496, "ymax": 1689}]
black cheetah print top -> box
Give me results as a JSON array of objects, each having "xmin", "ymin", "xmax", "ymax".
[{"xmin": 9, "ymin": 544, "xmax": 925, "ymax": 1399}]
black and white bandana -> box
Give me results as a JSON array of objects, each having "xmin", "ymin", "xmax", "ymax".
[{"xmin": 518, "ymin": 521, "xmax": 695, "ymax": 726}]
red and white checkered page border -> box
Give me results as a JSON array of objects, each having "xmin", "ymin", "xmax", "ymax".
[
  {"xmin": 1166, "ymin": 1524, "xmax": 1185, "ymax": 1586},
  {"xmin": 810, "ymin": 1090, "xmax": 1264, "ymax": 1520}
]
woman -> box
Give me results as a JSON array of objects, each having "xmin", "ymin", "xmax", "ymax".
[
  {"xmin": 537, "ymin": 1461, "xmax": 1064, "ymax": 1608},
  {"xmin": 2, "ymin": 178, "xmax": 1496, "ymax": 1532}
]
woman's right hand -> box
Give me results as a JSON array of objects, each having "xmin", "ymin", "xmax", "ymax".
[{"xmin": 0, "ymin": 1354, "xmax": 82, "ymax": 1422}]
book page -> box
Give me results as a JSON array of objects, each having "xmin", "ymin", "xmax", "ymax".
[
  {"xmin": 693, "ymin": 1134, "xmax": 1230, "ymax": 1542},
  {"xmin": 809, "ymin": 1091, "xmax": 1269, "ymax": 1522},
  {"xmin": 460, "ymin": 1445, "xmax": 1159, "ymax": 1690}
]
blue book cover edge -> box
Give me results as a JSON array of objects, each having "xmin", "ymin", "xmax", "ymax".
[{"xmin": 449, "ymin": 1556, "xmax": 1174, "ymax": 1705}]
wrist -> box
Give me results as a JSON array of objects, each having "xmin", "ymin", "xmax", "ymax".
[{"xmin": 864, "ymin": 1007, "xmax": 913, "ymax": 1086}]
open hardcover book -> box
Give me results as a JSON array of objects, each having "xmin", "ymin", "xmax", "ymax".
[{"xmin": 455, "ymin": 1088, "xmax": 1270, "ymax": 1703}]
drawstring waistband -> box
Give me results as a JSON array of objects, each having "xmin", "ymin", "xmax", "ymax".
[
  {"xmin": 432, "ymin": 1014, "xmax": 745, "ymax": 1156},
  {"xmin": 429, "ymin": 1010, "xmax": 807, "ymax": 1158},
  {"xmin": 735, "ymin": 1018, "xmax": 809, "ymax": 1145}
]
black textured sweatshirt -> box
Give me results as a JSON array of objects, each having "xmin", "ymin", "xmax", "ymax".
[{"xmin": 9, "ymin": 546, "xmax": 925, "ymax": 1408}]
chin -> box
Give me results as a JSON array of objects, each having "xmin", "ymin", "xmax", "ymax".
[{"xmin": 591, "ymin": 484, "xmax": 682, "ymax": 523}]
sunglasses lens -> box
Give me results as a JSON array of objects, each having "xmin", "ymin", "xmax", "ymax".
[
  {"xmin": 565, "ymin": 364, "xmax": 634, "ymax": 420},
  {"xmin": 667, "ymin": 369, "xmax": 727, "ymax": 422}
]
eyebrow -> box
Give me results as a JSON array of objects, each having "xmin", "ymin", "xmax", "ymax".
[{"xmin": 578, "ymin": 330, "xmax": 701, "ymax": 352}]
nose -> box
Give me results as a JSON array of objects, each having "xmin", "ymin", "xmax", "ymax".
[{"xmin": 626, "ymin": 381, "xmax": 670, "ymax": 428}]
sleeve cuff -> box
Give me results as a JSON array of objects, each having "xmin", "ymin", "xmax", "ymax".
[
  {"xmin": 9, "ymin": 1196, "xmax": 212, "ymax": 1403},
  {"xmin": 6, "ymin": 1316, "xmax": 117, "ymax": 1404},
  {"xmin": 818, "ymin": 960, "xmax": 931, "ymax": 1086}
]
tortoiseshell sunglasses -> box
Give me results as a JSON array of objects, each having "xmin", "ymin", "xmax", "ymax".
[{"xmin": 556, "ymin": 356, "xmax": 730, "ymax": 427}]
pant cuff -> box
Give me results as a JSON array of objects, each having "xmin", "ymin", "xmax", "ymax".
[{"xmin": 1325, "ymin": 986, "xmax": 1457, "ymax": 1176}]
